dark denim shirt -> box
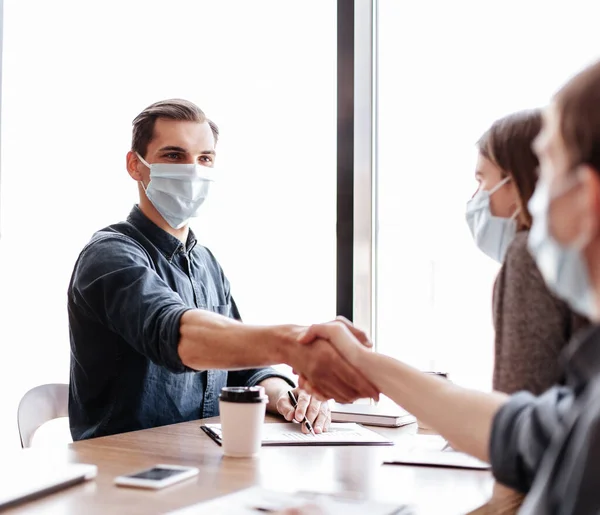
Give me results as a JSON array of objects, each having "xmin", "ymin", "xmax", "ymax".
[
  {"xmin": 68, "ymin": 206, "xmax": 292, "ymax": 441},
  {"xmin": 490, "ymin": 324, "xmax": 600, "ymax": 514}
]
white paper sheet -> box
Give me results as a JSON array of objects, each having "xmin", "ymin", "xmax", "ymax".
[
  {"xmin": 167, "ymin": 486, "xmax": 411, "ymax": 514},
  {"xmin": 203, "ymin": 422, "xmax": 392, "ymax": 446},
  {"xmin": 383, "ymin": 435, "xmax": 490, "ymax": 470}
]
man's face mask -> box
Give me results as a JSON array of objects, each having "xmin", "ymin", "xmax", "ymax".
[
  {"xmin": 137, "ymin": 152, "xmax": 215, "ymax": 229},
  {"xmin": 527, "ymin": 174, "xmax": 596, "ymax": 319}
]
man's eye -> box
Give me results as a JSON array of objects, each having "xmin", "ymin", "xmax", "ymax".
[
  {"xmin": 199, "ymin": 156, "xmax": 213, "ymax": 164},
  {"xmin": 165, "ymin": 153, "xmax": 181, "ymax": 160}
]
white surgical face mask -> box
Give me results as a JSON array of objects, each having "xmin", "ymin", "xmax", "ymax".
[
  {"xmin": 527, "ymin": 177, "xmax": 595, "ymax": 319},
  {"xmin": 466, "ymin": 177, "xmax": 520, "ymax": 263},
  {"xmin": 137, "ymin": 152, "xmax": 215, "ymax": 229}
]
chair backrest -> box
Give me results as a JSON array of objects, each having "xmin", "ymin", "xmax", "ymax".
[{"xmin": 17, "ymin": 383, "xmax": 69, "ymax": 448}]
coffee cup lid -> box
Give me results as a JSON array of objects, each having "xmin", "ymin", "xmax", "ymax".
[{"xmin": 219, "ymin": 386, "xmax": 268, "ymax": 403}]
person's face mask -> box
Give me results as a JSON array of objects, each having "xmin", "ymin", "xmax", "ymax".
[
  {"xmin": 466, "ymin": 177, "xmax": 520, "ymax": 263},
  {"xmin": 136, "ymin": 152, "xmax": 215, "ymax": 229},
  {"xmin": 527, "ymin": 175, "xmax": 595, "ymax": 319}
]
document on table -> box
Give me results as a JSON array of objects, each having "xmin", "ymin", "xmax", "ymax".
[
  {"xmin": 201, "ymin": 422, "xmax": 393, "ymax": 446},
  {"xmin": 383, "ymin": 435, "xmax": 491, "ymax": 470},
  {"xmin": 167, "ymin": 486, "xmax": 413, "ymax": 514}
]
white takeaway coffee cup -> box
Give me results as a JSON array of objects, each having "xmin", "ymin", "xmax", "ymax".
[{"xmin": 219, "ymin": 386, "xmax": 268, "ymax": 458}]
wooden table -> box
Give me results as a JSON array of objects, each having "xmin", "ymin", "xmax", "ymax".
[{"xmin": 5, "ymin": 416, "xmax": 522, "ymax": 514}]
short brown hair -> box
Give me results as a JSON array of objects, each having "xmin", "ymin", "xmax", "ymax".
[
  {"xmin": 554, "ymin": 60, "xmax": 600, "ymax": 173},
  {"xmin": 477, "ymin": 109, "xmax": 542, "ymax": 229},
  {"xmin": 131, "ymin": 99, "xmax": 219, "ymax": 158}
]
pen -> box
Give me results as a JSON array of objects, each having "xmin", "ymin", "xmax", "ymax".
[{"xmin": 287, "ymin": 390, "xmax": 316, "ymax": 436}]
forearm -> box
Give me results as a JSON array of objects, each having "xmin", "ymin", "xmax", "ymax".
[
  {"xmin": 178, "ymin": 309, "xmax": 299, "ymax": 370},
  {"xmin": 364, "ymin": 352, "xmax": 508, "ymax": 461}
]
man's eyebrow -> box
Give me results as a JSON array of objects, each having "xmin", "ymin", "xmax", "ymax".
[
  {"xmin": 158, "ymin": 145, "xmax": 187, "ymax": 153},
  {"xmin": 158, "ymin": 146, "xmax": 216, "ymax": 155}
]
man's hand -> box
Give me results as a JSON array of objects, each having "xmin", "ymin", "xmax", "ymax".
[
  {"xmin": 294, "ymin": 318, "xmax": 377, "ymax": 401},
  {"xmin": 275, "ymin": 387, "xmax": 331, "ymax": 434},
  {"xmin": 286, "ymin": 335, "xmax": 379, "ymax": 404}
]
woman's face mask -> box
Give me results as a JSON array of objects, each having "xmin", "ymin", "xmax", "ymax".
[{"xmin": 466, "ymin": 177, "xmax": 521, "ymax": 263}]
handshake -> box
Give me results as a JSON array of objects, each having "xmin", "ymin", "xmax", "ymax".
[{"xmin": 284, "ymin": 316, "xmax": 379, "ymax": 404}]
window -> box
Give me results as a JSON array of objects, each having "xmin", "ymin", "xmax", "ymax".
[
  {"xmin": 0, "ymin": 0, "xmax": 336, "ymax": 449},
  {"xmin": 375, "ymin": 0, "xmax": 600, "ymax": 390}
]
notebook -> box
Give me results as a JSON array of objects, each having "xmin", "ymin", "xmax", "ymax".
[
  {"xmin": 201, "ymin": 422, "xmax": 393, "ymax": 446},
  {"xmin": 383, "ymin": 435, "xmax": 490, "ymax": 470},
  {"xmin": 167, "ymin": 486, "xmax": 413, "ymax": 514},
  {"xmin": 331, "ymin": 402, "xmax": 416, "ymax": 427},
  {"xmin": 0, "ymin": 452, "xmax": 97, "ymax": 509}
]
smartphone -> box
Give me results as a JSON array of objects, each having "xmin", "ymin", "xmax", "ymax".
[{"xmin": 114, "ymin": 464, "xmax": 199, "ymax": 489}]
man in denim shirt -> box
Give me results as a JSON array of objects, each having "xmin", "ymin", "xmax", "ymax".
[{"xmin": 68, "ymin": 99, "xmax": 378, "ymax": 440}]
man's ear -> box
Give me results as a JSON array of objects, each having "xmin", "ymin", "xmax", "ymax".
[
  {"xmin": 126, "ymin": 151, "xmax": 143, "ymax": 181},
  {"xmin": 578, "ymin": 165, "xmax": 600, "ymax": 239}
]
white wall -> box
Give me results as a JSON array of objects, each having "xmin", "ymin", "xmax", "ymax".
[
  {"xmin": 0, "ymin": 0, "xmax": 336, "ymax": 450},
  {"xmin": 377, "ymin": 0, "xmax": 600, "ymax": 390}
]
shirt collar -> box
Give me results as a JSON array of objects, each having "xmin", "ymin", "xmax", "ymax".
[
  {"xmin": 126, "ymin": 205, "xmax": 197, "ymax": 261},
  {"xmin": 562, "ymin": 324, "xmax": 600, "ymax": 390}
]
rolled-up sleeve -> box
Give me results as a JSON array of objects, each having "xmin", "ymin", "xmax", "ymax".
[
  {"xmin": 221, "ymin": 273, "xmax": 295, "ymax": 390},
  {"xmin": 228, "ymin": 367, "xmax": 296, "ymax": 389},
  {"xmin": 71, "ymin": 234, "xmax": 191, "ymax": 373},
  {"xmin": 490, "ymin": 386, "xmax": 574, "ymax": 492}
]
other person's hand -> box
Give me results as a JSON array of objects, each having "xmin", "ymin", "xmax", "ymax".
[
  {"xmin": 287, "ymin": 320, "xmax": 378, "ymax": 403},
  {"xmin": 296, "ymin": 318, "xmax": 375, "ymax": 400}
]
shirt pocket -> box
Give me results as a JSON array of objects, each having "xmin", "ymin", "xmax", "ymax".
[{"xmin": 208, "ymin": 304, "xmax": 231, "ymax": 318}]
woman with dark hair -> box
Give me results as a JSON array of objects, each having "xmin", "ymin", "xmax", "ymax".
[{"xmin": 466, "ymin": 110, "xmax": 588, "ymax": 394}]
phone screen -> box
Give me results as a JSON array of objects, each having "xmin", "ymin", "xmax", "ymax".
[{"xmin": 127, "ymin": 467, "xmax": 185, "ymax": 481}]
